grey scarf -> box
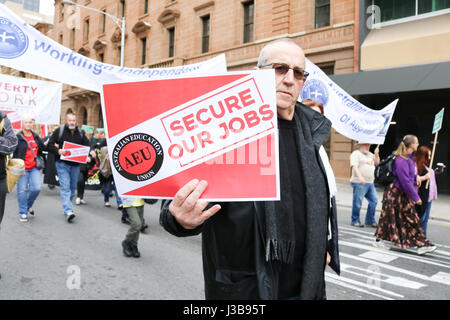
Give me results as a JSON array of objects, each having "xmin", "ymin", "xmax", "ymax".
[{"xmin": 263, "ymin": 104, "xmax": 331, "ymax": 298}]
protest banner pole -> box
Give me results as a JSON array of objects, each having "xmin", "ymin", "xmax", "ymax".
[{"xmin": 426, "ymin": 130, "xmax": 439, "ymax": 189}]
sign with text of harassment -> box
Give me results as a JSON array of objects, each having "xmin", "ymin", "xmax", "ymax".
[{"xmin": 101, "ymin": 71, "xmax": 279, "ymax": 201}]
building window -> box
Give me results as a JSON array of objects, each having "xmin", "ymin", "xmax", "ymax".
[
  {"xmin": 320, "ymin": 64, "xmax": 334, "ymax": 75},
  {"xmin": 83, "ymin": 19, "xmax": 89, "ymax": 42},
  {"xmin": 23, "ymin": 0, "xmax": 40, "ymax": 12},
  {"xmin": 82, "ymin": 108, "xmax": 88, "ymax": 125},
  {"xmin": 99, "ymin": 53, "xmax": 104, "ymax": 62},
  {"xmin": 120, "ymin": 0, "xmax": 126, "ymax": 18},
  {"xmin": 60, "ymin": 3, "xmax": 65, "ymax": 21},
  {"xmin": 70, "ymin": 28, "xmax": 75, "ymax": 49},
  {"xmin": 201, "ymin": 15, "xmax": 210, "ymax": 53},
  {"xmin": 144, "ymin": 0, "xmax": 149, "ymax": 14},
  {"xmin": 101, "ymin": 9, "xmax": 106, "ymax": 33},
  {"xmin": 374, "ymin": 0, "xmax": 450, "ymax": 23},
  {"xmin": 168, "ymin": 27, "xmax": 175, "ymax": 58},
  {"xmin": 141, "ymin": 37, "xmax": 147, "ymax": 65},
  {"xmin": 58, "ymin": 33, "xmax": 63, "ymax": 44},
  {"xmin": 315, "ymin": 0, "xmax": 330, "ymax": 28},
  {"xmin": 98, "ymin": 107, "xmax": 104, "ymax": 128},
  {"xmin": 243, "ymin": 1, "xmax": 254, "ymax": 43}
]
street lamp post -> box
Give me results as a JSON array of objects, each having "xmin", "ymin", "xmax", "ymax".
[{"xmin": 62, "ymin": 0, "xmax": 125, "ymax": 67}]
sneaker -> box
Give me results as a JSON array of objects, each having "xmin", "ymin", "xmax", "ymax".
[
  {"xmin": 75, "ymin": 198, "xmax": 81, "ymax": 205},
  {"xmin": 118, "ymin": 205, "xmax": 123, "ymax": 210},
  {"xmin": 28, "ymin": 208, "xmax": 34, "ymax": 216},
  {"xmin": 80, "ymin": 199, "xmax": 86, "ymax": 205},
  {"xmin": 19, "ymin": 214, "xmax": 28, "ymax": 222},
  {"xmin": 365, "ymin": 222, "xmax": 378, "ymax": 228},
  {"xmin": 351, "ymin": 222, "xmax": 364, "ymax": 228},
  {"xmin": 66, "ymin": 212, "xmax": 76, "ymax": 223},
  {"xmin": 373, "ymin": 240, "xmax": 390, "ymax": 250},
  {"xmin": 140, "ymin": 223, "xmax": 148, "ymax": 233},
  {"xmin": 122, "ymin": 241, "xmax": 133, "ymax": 257},
  {"xmin": 104, "ymin": 202, "xmax": 111, "ymax": 207},
  {"xmin": 417, "ymin": 245, "xmax": 437, "ymax": 255}
]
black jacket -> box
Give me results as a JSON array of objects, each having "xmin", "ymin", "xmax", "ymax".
[
  {"xmin": 160, "ymin": 103, "xmax": 340, "ymax": 300},
  {"xmin": 13, "ymin": 131, "xmax": 46, "ymax": 161},
  {"xmin": 47, "ymin": 125, "xmax": 90, "ymax": 166},
  {"xmin": 0, "ymin": 112, "xmax": 19, "ymax": 179}
]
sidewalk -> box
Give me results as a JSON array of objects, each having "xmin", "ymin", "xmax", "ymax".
[{"xmin": 335, "ymin": 183, "xmax": 450, "ymax": 223}]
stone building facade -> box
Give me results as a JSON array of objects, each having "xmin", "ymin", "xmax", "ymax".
[{"xmin": 36, "ymin": 0, "xmax": 359, "ymax": 180}]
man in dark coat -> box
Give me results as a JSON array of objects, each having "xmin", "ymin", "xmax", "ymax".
[{"xmin": 160, "ymin": 39, "xmax": 339, "ymax": 300}]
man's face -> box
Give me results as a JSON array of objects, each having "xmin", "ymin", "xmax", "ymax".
[
  {"xmin": 66, "ymin": 115, "xmax": 77, "ymax": 129},
  {"xmin": 262, "ymin": 42, "xmax": 306, "ymax": 114},
  {"xmin": 22, "ymin": 118, "xmax": 33, "ymax": 131}
]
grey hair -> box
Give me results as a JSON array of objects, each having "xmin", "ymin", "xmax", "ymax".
[{"xmin": 257, "ymin": 38, "xmax": 303, "ymax": 67}]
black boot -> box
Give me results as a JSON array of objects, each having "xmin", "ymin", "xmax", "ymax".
[
  {"xmin": 122, "ymin": 240, "xmax": 133, "ymax": 257},
  {"xmin": 131, "ymin": 245, "xmax": 141, "ymax": 258}
]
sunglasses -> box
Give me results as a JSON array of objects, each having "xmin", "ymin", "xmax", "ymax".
[{"xmin": 259, "ymin": 62, "xmax": 309, "ymax": 81}]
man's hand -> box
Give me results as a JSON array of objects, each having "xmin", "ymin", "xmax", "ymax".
[
  {"xmin": 58, "ymin": 149, "xmax": 65, "ymax": 156},
  {"xmin": 325, "ymin": 252, "xmax": 331, "ymax": 269},
  {"xmin": 358, "ymin": 176, "xmax": 366, "ymax": 185},
  {"xmin": 169, "ymin": 179, "xmax": 221, "ymax": 230},
  {"xmin": 90, "ymin": 150, "xmax": 97, "ymax": 159},
  {"xmin": 416, "ymin": 199, "xmax": 423, "ymax": 206}
]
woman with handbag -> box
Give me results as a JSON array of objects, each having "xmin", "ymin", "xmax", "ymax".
[{"xmin": 13, "ymin": 117, "xmax": 46, "ymax": 222}]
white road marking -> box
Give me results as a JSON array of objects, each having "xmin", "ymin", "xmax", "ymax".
[
  {"xmin": 359, "ymin": 251, "xmax": 398, "ymax": 263},
  {"xmin": 340, "ymin": 263, "xmax": 426, "ymax": 290},
  {"xmin": 340, "ymin": 240, "xmax": 450, "ymax": 269},
  {"xmin": 325, "ymin": 275, "xmax": 394, "ymax": 300},
  {"xmin": 326, "ymin": 272, "xmax": 403, "ymax": 298},
  {"xmin": 430, "ymin": 272, "xmax": 450, "ymax": 286},
  {"xmin": 340, "ymin": 252, "xmax": 450, "ymax": 286}
]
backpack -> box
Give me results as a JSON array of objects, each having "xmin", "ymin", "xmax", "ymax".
[
  {"xmin": 57, "ymin": 124, "xmax": 83, "ymax": 144},
  {"xmin": 99, "ymin": 146, "xmax": 112, "ymax": 178},
  {"xmin": 374, "ymin": 154, "xmax": 396, "ymax": 187}
]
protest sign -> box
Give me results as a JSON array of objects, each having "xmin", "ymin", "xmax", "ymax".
[
  {"xmin": 0, "ymin": 73, "xmax": 62, "ymax": 125},
  {"xmin": 101, "ymin": 70, "xmax": 279, "ymax": 201},
  {"xmin": 60, "ymin": 141, "xmax": 90, "ymax": 164},
  {"xmin": 81, "ymin": 125, "xmax": 94, "ymax": 134},
  {"xmin": 300, "ymin": 58, "xmax": 398, "ymax": 144},
  {"xmin": 0, "ymin": 4, "xmax": 227, "ymax": 93}
]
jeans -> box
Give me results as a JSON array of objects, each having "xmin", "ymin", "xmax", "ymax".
[
  {"xmin": 55, "ymin": 161, "xmax": 80, "ymax": 215},
  {"xmin": 420, "ymin": 201, "xmax": 432, "ymax": 237},
  {"xmin": 351, "ymin": 182, "xmax": 378, "ymax": 224},
  {"xmin": 103, "ymin": 177, "xmax": 122, "ymax": 207},
  {"xmin": 17, "ymin": 167, "xmax": 42, "ymax": 215}
]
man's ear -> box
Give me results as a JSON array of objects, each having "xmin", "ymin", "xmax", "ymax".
[{"xmin": 253, "ymin": 66, "xmax": 259, "ymax": 70}]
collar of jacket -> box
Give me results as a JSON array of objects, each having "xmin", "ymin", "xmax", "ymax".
[{"xmin": 294, "ymin": 102, "xmax": 331, "ymax": 149}]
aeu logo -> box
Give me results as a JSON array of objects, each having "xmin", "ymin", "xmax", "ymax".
[
  {"xmin": 301, "ymin": 78, "xmax": 329, "ymax": 107},
  {"xmin": 113, "ymin": 133, "xmax": 163, "ymax": 182},
  {"xmin": 0, "ymin": 18, "xmax": 28, "ymax": 59}
]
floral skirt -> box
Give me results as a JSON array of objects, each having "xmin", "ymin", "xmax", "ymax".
[{"xmin": 374, "ymin": 184, "xmax": 432, "ymax": 249}]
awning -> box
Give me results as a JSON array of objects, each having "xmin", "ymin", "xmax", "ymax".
[{"xmin": 329, "ymin": 60, "xmax": 450, "ymax": 95}]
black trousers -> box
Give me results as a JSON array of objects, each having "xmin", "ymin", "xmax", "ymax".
[
  {"xmin": 77, "ymin": 170, "xmax": 89, "ymax": 199},
  {"xmin": 0, "ymin": 178, "xmax": 7, "ymax": 225}
]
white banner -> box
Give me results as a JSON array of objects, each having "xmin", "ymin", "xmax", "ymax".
[
  {"xmin": 0, "ymin": 73, "xmax": 61, "ymax": 125},
  {"xmin": 300, "ymin": 59, "xmax": 398, "ymax": 145},
  {"xmin": 0, "ymin": 3, "xmax": 227, "ymax": 93}
]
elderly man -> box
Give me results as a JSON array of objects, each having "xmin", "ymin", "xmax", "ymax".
[
  {"xmin": 350, "ymin": 142, "xmax": 380, "ymax": 227},
  {"xmin": 47, "ymin": 113, "xmax": 90, "ymax": 222},
  {"xmin": 160, "ymin": 39, "xmax": 338, "ymax": 300}
]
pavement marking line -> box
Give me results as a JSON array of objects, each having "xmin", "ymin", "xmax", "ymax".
[
  {"xmin": 430, "ymin": 272, "xmax": 450, "ymax": 286},
  {"xmin": 340, "ymin": 252, "xmax": 450, "ymax": 286},
  {"xmin": 359, "ymin": 251, "xmax": 398, "ymax": 263},
  {"xmin": 340, "ymin": 240, "xmax": 450, "ymax": 269},
  {"xmin": 325, "ymin": 275, "xmax": 394, "ymax": 300},
  {"xmin": 355, "ymin": 238, "xmax": 450, "ymax": 265},
  {"xmin": 325, "ymin": 272, "xmax": 403, "ymax": 299},
  {"xmin": 339, "ymin": 226, "xmax": 375, "ymax": 236},
  {"xmin": 340, "ymin": 262, "xmax": 426, "ymax": 290}
]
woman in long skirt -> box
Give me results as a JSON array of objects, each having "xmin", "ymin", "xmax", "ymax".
[{"xmin": 374, "ymin": 135, "xmax": 436, "ymax": 255}]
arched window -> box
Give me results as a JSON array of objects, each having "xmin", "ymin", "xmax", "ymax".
[
  {"xmin": 66, "ymin": 108, "xmax": 74, "ymax": 115},
  {"xmin": 81, "ymin": 107, "xmax": 88, "ymax": 125}
]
